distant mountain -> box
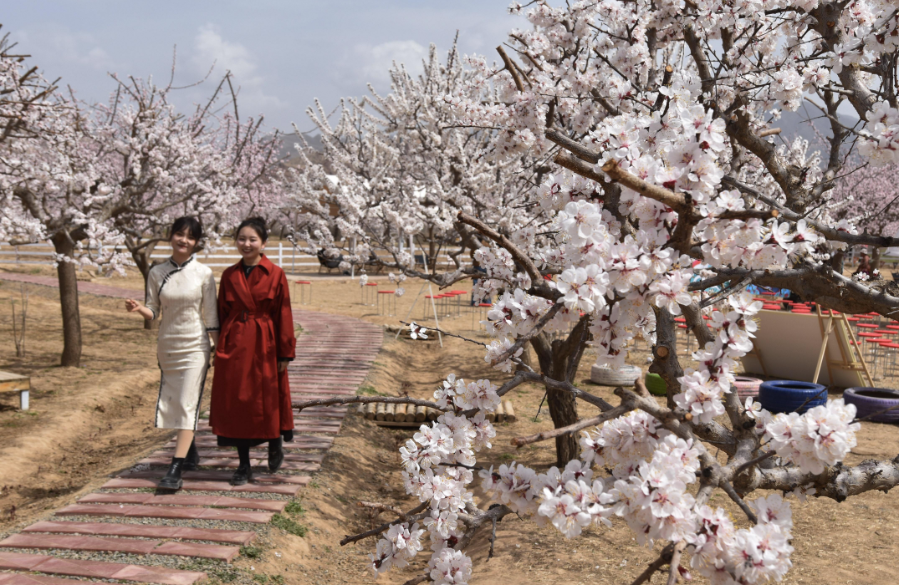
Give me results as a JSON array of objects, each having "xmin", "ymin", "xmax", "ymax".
[
  {"xmin": 770, "ymin": 108, "xmax": 860, "ymax": 149},
  {"xmin": 278, "ymin": 132, "xmax": 323, "ymax": 159}
]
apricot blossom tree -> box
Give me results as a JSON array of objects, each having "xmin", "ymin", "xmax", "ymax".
[{"xmin": 296, "ymin": 1, "xmax": 899, "ymax": 584}]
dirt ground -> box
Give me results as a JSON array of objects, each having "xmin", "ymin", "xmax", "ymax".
[{"xmin": 1, "ymin": 262, "xmax": 898, "ymax": 584}]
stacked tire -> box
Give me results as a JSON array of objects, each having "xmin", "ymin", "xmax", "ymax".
[
  {"xmin": 590, "ymin": 364, "xmax": 640, "ymax": 387},
  {"xmin": 843, "ymin": 387, "xmax": 899, "ymax": 423},
  {"xmin": 733, "ymin": 376, "xmax": 763, "ymax": 401},
  {"xmin": 758, "ymin": 380, "xmax": 827, "ymax": 414}
]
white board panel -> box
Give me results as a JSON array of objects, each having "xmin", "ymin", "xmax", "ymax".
[{"xmin": 740, "ymin": 309, "xmax": 867, "ymax": 387}]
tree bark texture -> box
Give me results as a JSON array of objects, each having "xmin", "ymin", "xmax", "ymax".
[
  {"xmin": 531, "ymin": 331, "xmax": 586, "ymax": 465},
  {"xmin": 130, "ymin": 242, "xmax": 160, "ymax": 331},
  {"xmin": 51, "ymin": 233, "xmax": 82, "ymax": 367}
]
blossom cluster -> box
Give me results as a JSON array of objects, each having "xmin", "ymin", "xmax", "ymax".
[
  {"xmin": 481, "ymin": 414, "xmax": 795, "ymax": 583},
  {"xmin": 674, "ymin": 292, "xmax": 761, "ymax": 423},
  {"xmin": 762, "ymin": 399, "xmax": 861, "ymax": 475},
  {"xmin": 371, "ymin": 374, "xmax": 499, "ymax": 583}
]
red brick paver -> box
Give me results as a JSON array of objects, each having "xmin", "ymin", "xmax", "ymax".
[
  {"xmin": 22, "ymin": 521, "xmax": 255, "ymax": 545},
  {"xmin": 0, "ymin": 533, "xmax": 159, "ymax": 555},
  {"xmin": 0, "ymin": 573, "xmax": 105, "ymax": 585}
]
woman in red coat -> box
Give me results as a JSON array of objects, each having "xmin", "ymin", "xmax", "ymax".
[{"xmin": 210, "ymin": 217, "xmax": 296, "ymax": 485}]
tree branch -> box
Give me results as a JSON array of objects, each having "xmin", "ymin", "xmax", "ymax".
[
  {"xmin": 294, "ymin": 396, "xmax": 446, "ymax": 413},
  {"xmin": 339, "ymin": 502, "xmax": 430, "ymax": 546},
  {"xmin": 511, "ymin": 405, "xmax": 628, "ymax": 447}
]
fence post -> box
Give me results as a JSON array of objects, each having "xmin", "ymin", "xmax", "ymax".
[{"xmin": 278, "ymin": 242, "xmax": 283, "ymax": 268}]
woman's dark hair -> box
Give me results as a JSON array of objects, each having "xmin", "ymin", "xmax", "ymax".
[
  {"xmin": 170, "ymin": 216, "xmax": 203, "ymax": 242},
  {"xmin": 236, "ymin": 217, "xmax": 268, "ymax": 242}
]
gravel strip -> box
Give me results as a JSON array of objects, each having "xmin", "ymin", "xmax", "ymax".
[
  {"xmin": 54, "ymin": 514, "xmax": 273, "ymax": 536},
  {"xmin": 96, "ymin": 488, "xmax": 295, "ymax": 501}
]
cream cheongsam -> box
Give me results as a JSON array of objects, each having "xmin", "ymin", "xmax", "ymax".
[{"xmin": 145, "ymin": 256, "xmax": 219, "ymax": 429}]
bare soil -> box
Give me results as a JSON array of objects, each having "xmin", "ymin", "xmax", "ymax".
[
  {"xmin": 0, "ymin": 273, "xmax": 173, "ymax": 535},
  {"xmin": 1, "ymin": 264, "xmax": 898, "ymax": 584}
]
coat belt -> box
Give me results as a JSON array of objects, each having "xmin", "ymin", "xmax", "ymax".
[{"xmin": 238, "ymin": 310, "xmax": 272, "ymax": 323}]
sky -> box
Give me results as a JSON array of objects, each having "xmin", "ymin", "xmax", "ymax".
[{"xmin": 3, "ymin": 1, "xmax": 525, "ymax": 135}]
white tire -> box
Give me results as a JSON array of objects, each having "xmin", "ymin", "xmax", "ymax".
[{"xmin": 590, "ymin": 363, "xmax": 641, "ymax": 386}]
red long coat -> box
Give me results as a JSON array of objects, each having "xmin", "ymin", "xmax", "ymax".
[{"xmin": 210, "ymin": 255, "xmax": 295, "ymax": 439}]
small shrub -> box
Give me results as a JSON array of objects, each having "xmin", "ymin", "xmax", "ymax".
[
  {"xmin": 357, "ymin": 385, "xmax": 386, "ymax": 396},
  {"xmin": 271, "ymin": 513, "xmax": 307, "ymax": 537},
  {"xmin": 284, "ymin": 500, "xmax": 305, "ymax": 515},
  {"xmin": 240, "ymin": 545, "xmax": 263, "ymax": 559}
]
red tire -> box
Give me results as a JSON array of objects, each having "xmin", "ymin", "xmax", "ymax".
[{"xmin": 733, "ymin": 376, "xmax": 763, "ymax": 400}]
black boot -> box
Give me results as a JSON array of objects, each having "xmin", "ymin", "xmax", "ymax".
[
  {"xmin": 231, "ymin": 446, "xmax": 253, "ymax": 486},
  {"xmin": 183, "ymin": 439, "xmax": 200, "ymax": 471},
  {"xmin": 158, "ymin": 457, "xmax": 185, "ymax": 490},
  {"xmin": 230, "ymin": 463, "xmax": 253, "ymax": 486},
  {"xmin": 268, "ymin": 438, "xmax": 284, "ymax": 473}
]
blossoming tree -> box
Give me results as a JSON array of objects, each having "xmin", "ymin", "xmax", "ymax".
[
  {"xmin": 1, "ymin": 63, "xmax": 285, "ymax": 363},
  {"xmin": 0, "ymin": 54, "xmax": 109, "ymax": 367},
  {"xmin": 289, "ymin": 42, "xmax": 530, "ymax": 273},
  {"xmin": 295, "ymin": 1, "xmax": 899, "ymax": 583},
  {"xmin": 291, "ymin": 43, "xmax": 605, "ymax": 462},
  {"xmin": 828, "ymin": 160, "xmax": 899, "ymax": 268},
  {"xmin": 96, "ymin": 73, "xmax": 285, "ymax": 305}
]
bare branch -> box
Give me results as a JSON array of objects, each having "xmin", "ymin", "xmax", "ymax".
[
  {"xmin": 511, "ymin": 405, "xmax": 628, "ymax": 447},
  {"xmin": 496, "ymin": 46, "xmax": 525, "ymax": 92},
  {"xmin": 339, "ymin": 502, "xmax": 430, "ymax": 546},
  {"xmin": 294, "ymin": 396, "xmax": 446, "ymax": 413}
]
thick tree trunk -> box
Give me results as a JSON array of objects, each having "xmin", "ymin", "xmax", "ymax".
[
  {"xmin": 51, "ymin": 234, "xmax": 82, "ymax": 367},
  {"xmin": 547, "ymin": 387, "xmax": 580, "ymax": 464},
  {"xmin": 531, "ymin": 332, "xmax": 582, "ymax": 465},
  {"xmin": 129, "ymin": 240, "xmax": 159, "ymax": 331}
]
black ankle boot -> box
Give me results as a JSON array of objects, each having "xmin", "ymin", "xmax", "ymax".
[
  {"xmin": 230, "ymin": 463, "xmax": 253, "ymax": 486},
  {"xmin": 183, "ymin": 439, "xmax": 200, "ymax": 471},
  {"xmin": 268, "ymin": 438, "xmax": 284, "ymax": 473},
  {"xmin": 158, "ymin": 457, "xmax": 185, "ymax": 490}
]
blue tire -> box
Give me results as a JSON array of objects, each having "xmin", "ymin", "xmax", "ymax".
[
  {"xmin": 758, "ymin": 380, "xmax": 827, "ymax": 414},
  {"xmin": 843, "ymin": 387, "xmax": 899, "ymax": 423}
]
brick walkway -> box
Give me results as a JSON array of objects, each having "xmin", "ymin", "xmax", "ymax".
[{"xmin": 0, "ymin": 272, "xmax": 382, "ymax": 584}]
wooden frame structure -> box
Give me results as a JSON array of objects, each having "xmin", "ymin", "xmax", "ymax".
[{"xmin": 0, "ymin": 370, "xmax": 31, "ymax": 410}]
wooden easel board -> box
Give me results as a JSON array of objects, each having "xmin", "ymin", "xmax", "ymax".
[{"xmin": 740, "ymin": 310, "xmax": 866, "ymax": 387}]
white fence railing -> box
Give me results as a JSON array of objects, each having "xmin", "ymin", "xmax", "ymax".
[{"xmin": 0, "ymin": 242, "xmax": 468, "ymax": 273}]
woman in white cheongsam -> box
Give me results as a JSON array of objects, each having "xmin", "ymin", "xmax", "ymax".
[{"xmin": 125, "ymin": 217, "xmax": 219, "ymax": 490}]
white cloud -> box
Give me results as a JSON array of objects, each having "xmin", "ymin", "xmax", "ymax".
[
  {"xmin": 193, "ymin": 24, "xmax": 256, "ymax": 80},
  {"xmin": 16, "ymin": 24, "xmax": 115, "ymax": 71},
  {"xmin": 337, "ymin": 40, "xmax": 429, "ymax": 91},
  {"xmin": 190, "ymin": 24, "xmax": 285, "ymax": 115}
]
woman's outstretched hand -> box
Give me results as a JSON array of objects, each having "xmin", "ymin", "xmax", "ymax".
[
  {"xmin": 278, "ymin": 361, "xmax": 288, "ymax": 373},
  {"xmin": 125, "ymin": 299, "xmax": 154, "ymax": 321}
]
